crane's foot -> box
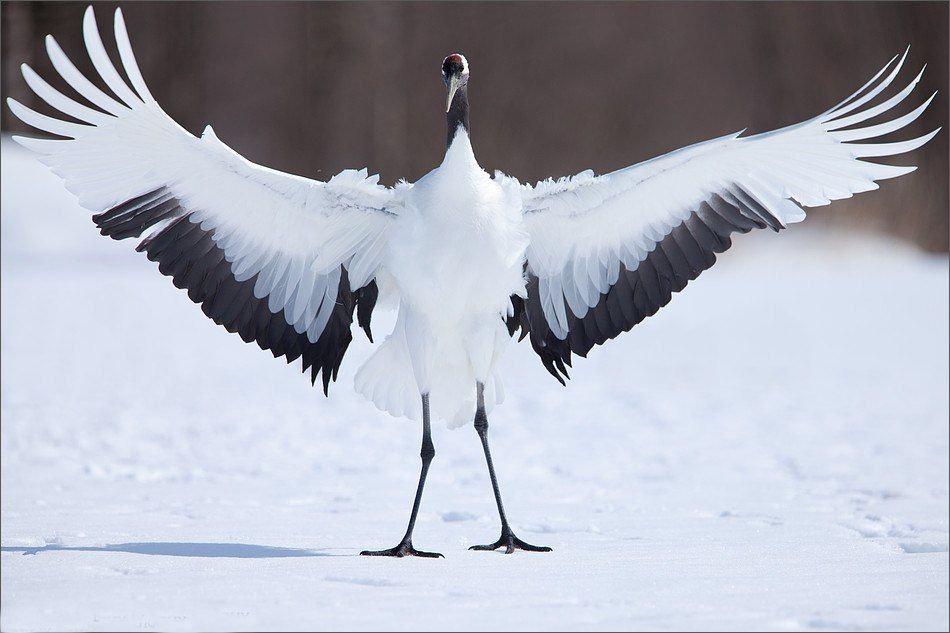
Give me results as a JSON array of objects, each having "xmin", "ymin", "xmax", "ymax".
[
  {"xmin": 360, "ymin": 540, "xmax": 443, "ymax": 558},
  {"xmin": 469, "ymin": 530, "xmax": 552, "ymax": 554}
]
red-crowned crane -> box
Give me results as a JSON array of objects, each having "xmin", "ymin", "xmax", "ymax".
[{"xmin": 8, "ymin": 7, "xmax": 939, "ymax": 556}]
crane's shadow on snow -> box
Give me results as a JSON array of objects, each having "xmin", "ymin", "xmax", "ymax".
[{"xmin": 2, "ymin": 542, "xmax": 343, "ymax": 558}]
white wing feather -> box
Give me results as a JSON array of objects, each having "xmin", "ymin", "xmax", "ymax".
[
  {"xmin": 8, "ymin": 7, "xmax": 398, "ymax": 344},
  {"xmin": 521, "ymin": 49, "xmax": 939, "ymax": 338}
]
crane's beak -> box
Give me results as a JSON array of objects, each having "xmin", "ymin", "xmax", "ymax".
[{"xmin": 445, "ymin": 74, "xmax": 461, "ymax": 113}]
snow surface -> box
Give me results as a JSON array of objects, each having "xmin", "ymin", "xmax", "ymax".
[{"xmin": 1, "ymin": 137, "xmax": 948, "ymax": 631}]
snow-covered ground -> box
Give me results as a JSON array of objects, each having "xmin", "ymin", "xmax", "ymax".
[{"xmin": 1, "ymin": 136, "xmax": 947, "ymax": 631}]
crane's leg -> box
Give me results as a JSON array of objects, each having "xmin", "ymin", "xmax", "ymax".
[
  {"xmin": 361, "ymin": 393, "xmax": 442, "ymax": 558},
  {"xmin": 469, "ymin": 382, "xmax": 552, "ymax": 554}
]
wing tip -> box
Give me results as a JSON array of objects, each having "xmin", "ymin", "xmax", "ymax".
[
  {"xmin": 44, "ymin": 33, "xmax": 66, "ymax": 63},
  {"xmin": 10, "ymin": 135, "xmax": 40, "ymax": 152},
  {"xmin": 823, "ymin": 48, "xmax": 912, "ymax": 120},
  {"xmin": 918, "ymin": 127, "xmax": 942, "ymax": 146},
  {"xmin": 894, "ymin": 46, "xmax": 910, "ymax": 72}
]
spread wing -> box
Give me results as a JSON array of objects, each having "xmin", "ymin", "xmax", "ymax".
[
  {"xmin": 8, "ymin": 7, "xmax": 398, "ymax": 392},
  {"xmin": 513, "ymin": 49, "xmax": 939, "ymax": 383}
]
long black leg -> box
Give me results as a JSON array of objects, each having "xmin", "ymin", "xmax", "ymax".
[
  {"xmin": 469, "ymin": 383, "xmax": 552, "ymax": 554},
  {"xmin": 361, "ymin": 394, "xmax": 443, "ymax": 558}
]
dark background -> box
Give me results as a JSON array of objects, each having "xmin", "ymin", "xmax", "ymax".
[{"xmin": 2, "ymin": 1, "xmax": 947, "ymax": 251}]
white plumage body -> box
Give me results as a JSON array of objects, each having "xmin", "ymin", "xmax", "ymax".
[{"xmin": 357, "ymin": 132, "xmax": 529, "ymax": 427}]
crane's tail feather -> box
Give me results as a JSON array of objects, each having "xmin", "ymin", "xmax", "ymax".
[{"xmin": 354, "ymin": 316, "xmax": 504, "ymax": 428}]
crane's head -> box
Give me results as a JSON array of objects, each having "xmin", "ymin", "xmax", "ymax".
[{"xmin": 442, "ymin": 53, "xmax": 469, "ymax": 112}]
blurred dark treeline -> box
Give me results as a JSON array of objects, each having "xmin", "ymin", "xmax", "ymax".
[{"xmin": 2, "ymin": 1, "xmax": 947, "ymax": 251}]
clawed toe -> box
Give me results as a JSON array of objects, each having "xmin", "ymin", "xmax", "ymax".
[
  {"xmin": 360, "ymin": 541, "xmax": 444, "ymax": 558},
  {"xmin": 469, "ymin": 532, "xmax": 552, "ymax": 554}
]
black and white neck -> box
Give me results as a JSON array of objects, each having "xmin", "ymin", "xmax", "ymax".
[
  {"xmin": 446, "ymin": 83, "xmax": 469, "ymax": 146},
  {"xmin": 442, "ymin": 53, "xmax": 470, "ymax": 148}
]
